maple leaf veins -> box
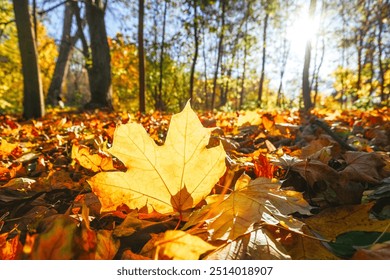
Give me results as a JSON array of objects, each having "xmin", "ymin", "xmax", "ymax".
[{"xmin": 88, "ymin": 102, "xmax": 227, "ymax": 214}]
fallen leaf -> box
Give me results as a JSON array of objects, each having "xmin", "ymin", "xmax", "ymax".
[
  {"xmin": 95, "ymin": 230, "xmax": 120, "ymax": 260},
  {"xmin": 352, "ymin": 242, "xmax": 390, "ymax": 260},
  {"xmin": 0, "ymin": 139, "xmax": 18, "ymax": 159},
  {"xmin": 0, "ymin": 232, "xmax": 22, "ymax": 260},
  {"xmin": 113, "ymin": 211, "xmax": 155, "ymax": 237},
  {"xmin": 327, "ymin": 231, "xmax": 390, "ymax": 259},
  {"xmin": 304, "ymin": 203, "xmax": 390, "ymax": 241},
  {"xmin": 204, "ymin": 226, "xmax": 291, "ymax": 260},
  {"xmin": 143, "ymin": 230, "xmax": 216, "ymax": 260},
  {"xmin": 340, "ymin": 151, "xmax": 386, "ymax": 184},
  {"xmin": 88, "ymin": 102, "xmax": 226, "ymax": 214},
  {"xmin": 0, "ymin": 177, "xmax": 36, "ymax": 190},
  {"xmin": 29, "ymin": 215, "xmax": 78, "ymax": 260},
  {"xmin": 71, "ymin": 144, "xmax": 115, "ymax": 172},
  {"xmin": 185, "ymin": 176, "xmax": 313, "ymax": 241}
]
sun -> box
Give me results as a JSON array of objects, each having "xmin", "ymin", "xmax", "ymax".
[{"xmin": 286, "ymin": 14, "xmax": 320, "ymax": 57}]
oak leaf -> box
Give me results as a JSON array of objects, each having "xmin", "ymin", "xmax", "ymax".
[{"xmin": 88, "ymin": 102, "xmax": 226, "ymax": 214}]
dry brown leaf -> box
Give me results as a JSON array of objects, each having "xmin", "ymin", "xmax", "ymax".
[
  {"xmin": 88, "ymin": 102, "xmax": 226, "ymax": 214},
  {"xmin": 185, "ymin": 175, "xmax": 313, "ymax": 241},
  {"xmin": 340, "ymin": 151, "xmax": 386, "ymax": 184}
]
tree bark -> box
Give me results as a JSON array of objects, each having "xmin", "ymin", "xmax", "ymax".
[
  {"xmin": 257, "ymin": 12, "xmax": 269, "ymax": 108},
  {"xmin": 239, "ymin": 28, "xmax": 248, "ymax": 110},
  {"xmin": 211, "ymin": 0, "xmax": 226, "ymax": 111},
  {"xmin": 302, "ymin": 0, "xmax": 316, "ymax": 111},
  {"xmin": 189, "ymin": 0, "xmax": 199, "ymax": 103},
  {"xmin": 47, "ymin": 2, "xmax": 75, "ymax": 106},
  {"xmin": 84, "ymin": 0, "xmax": 112, "ymax": 110},
  {"xmin": 13, "ymin": 0, "xmax": 45, "ymax": 119},
  {"xmin": 156, "ymin": 0, "xmax": 168, "ymax": 111},
  {"xmin": 376, "ymin": 0, "xmax": 386, "ymax": 105},
  {"xmin": 138, "ymin": 0, "xmax": 146, "ymax": 113}
]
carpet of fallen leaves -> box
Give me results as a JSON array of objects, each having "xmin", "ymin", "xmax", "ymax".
[{"xmin": 1, "ymin": 106, "xmax": 390, "ymax": 260}]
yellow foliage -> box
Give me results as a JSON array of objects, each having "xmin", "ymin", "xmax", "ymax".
[
  {"xmin": 108, "ymin": 34, "xmax": 139, "ymax": 111},
  {"xmin": 0, "ymin": 3, "xmax": 57, "ymax": 113}
]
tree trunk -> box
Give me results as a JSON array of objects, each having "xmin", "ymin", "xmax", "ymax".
[
  {"xmin": 13, "ymin": 0, "xmax": 45, "ymax": 119},
  {"xmin": 156, "ymin": 1, "xmax": 168, "ymax": 111},
  {"xmin": 376, "ymin": 1, "xmax": 386, "ymax": 105},
  {"xmin": 239, "ymin": 18, "xmax": 249, "ymax": 110},
  {"xmin": 355, "ymin": 29, "xmax": 363, "ymax": 103},
  {"xmin": 302, "ymin": 0, "xmax": 316, "ymax": 111},
  {"xmin": 211, "ymin": 0, "xmax": 226, "ymax": 111},
  {"xmin": 202, "ymin": 24, "xmax": 209, "ymax": 110},
  {"xmin": 47, "ymin": 2, "xmax": 75, "ymax": 106},
  {"xmin": 189, "ymin": 0, "xmax": 199, "ymax": 103},
  {"xmin": 138, "ymin": 0, "xmax": 146, "ymax": 113},
  {"xmin": 84, "ymin": 0, "xmax": 112, "ymax": 110},
  {"xmin": 258, "ymin": 12, "xmax": 269, "ymax": 108}
]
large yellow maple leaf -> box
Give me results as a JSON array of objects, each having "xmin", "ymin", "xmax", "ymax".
[{"xmin": 88, "ymin": 102, "xmax": 226, "ymax": 214}]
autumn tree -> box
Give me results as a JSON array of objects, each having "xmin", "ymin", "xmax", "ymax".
[
  {"xmin": 12, "ymin": 0, "xmax": 45, "ymax": 118},
  {"xmin": 211, "ymin": 0, "xmax": 226, "ymax": 111},
  {"xmin": 70, "ymin": 0, "xmax": 112, "ymax": 110},
  {"xmin": 188, "ymin": 0, "xmax": 199, "ymax": 103},
  {"xmin": 138, "ymin": 0, "xmax": 146, "ymax": 113},
  {"xmin": 257, "ymin": 0, "xmax": 277, "ymax": 108},
  {"xmin": 302, "ymin": 0, "xmax": 316, "ymax": 111},
  {"xmin": 84, "ymin": 0, "xmax": 112, "ymax": 110},
  {"xmin": 46, "ymin": 2, "xmax": 78, "ymax": 107}
]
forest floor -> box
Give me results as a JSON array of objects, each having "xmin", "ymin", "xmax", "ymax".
[{"xmin": 0, "ymin": 106, "xmax": 390, "ymax": 260}]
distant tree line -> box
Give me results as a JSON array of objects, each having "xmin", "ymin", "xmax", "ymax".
[{"xmin": 0, "ymin": 0, "xmax": 388, "ymax": 118}]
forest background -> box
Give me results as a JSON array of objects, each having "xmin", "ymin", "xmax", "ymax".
[{"xmin": 0, "ymin": 0, "xmax": 389, "ymax": 118}]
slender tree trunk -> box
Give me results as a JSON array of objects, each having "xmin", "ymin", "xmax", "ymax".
[
  {"xmin": 189, "ymin": 0, "xmax": 199, "ymax": 103},
  {"xmin": 302, "ymin": 0, "xmax": 316, "ymax": 111},
  {"xmin": 239, "ymin": 18, "xmax": 249, "ymax": 110},
  {"xmin": 356, "ymin": 30, "xmax": 363, "ymax": 103},
  {"xmin": 202, "ymin": 24, "xmax": 209, "ymax": 110},
  {"xmin": 258, "ymin": 12, "xmax": 269, "ymax": 108},
  {"xmin": 156, "ymin": 1, "xmax": 168, "ymax": 111},
  {"xmin": 84, "ymin": 0, "xmax": 112, "ymax": 110},
  {"xmin": 277, "ymin": 39, "xmax": 290, "ymax": 108},
  {"xmin": 312, "ymin": 38, "xmax": 325, "ymax": 107},
  {"xmin": 47, "ymin": 2, "xmax": 75, "ymax": 106},
  {"xmin": 138, "ymin": 0, "xmax": 146, "ymax": 113},
  {"xmin": 376, "ymin": 1, "xmax": 386, "ymax": 104},
  {"xmin": 13, "ymin": 0, "xmax": 45, "ymax": 119},
  {"xmin": 211, "ymin": 0, "xmax": 226, "ymax": 111}
]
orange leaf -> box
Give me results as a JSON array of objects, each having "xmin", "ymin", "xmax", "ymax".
[{"xmin": 0, "ymin": 232, "xmax": 22, "ymax": 260}]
